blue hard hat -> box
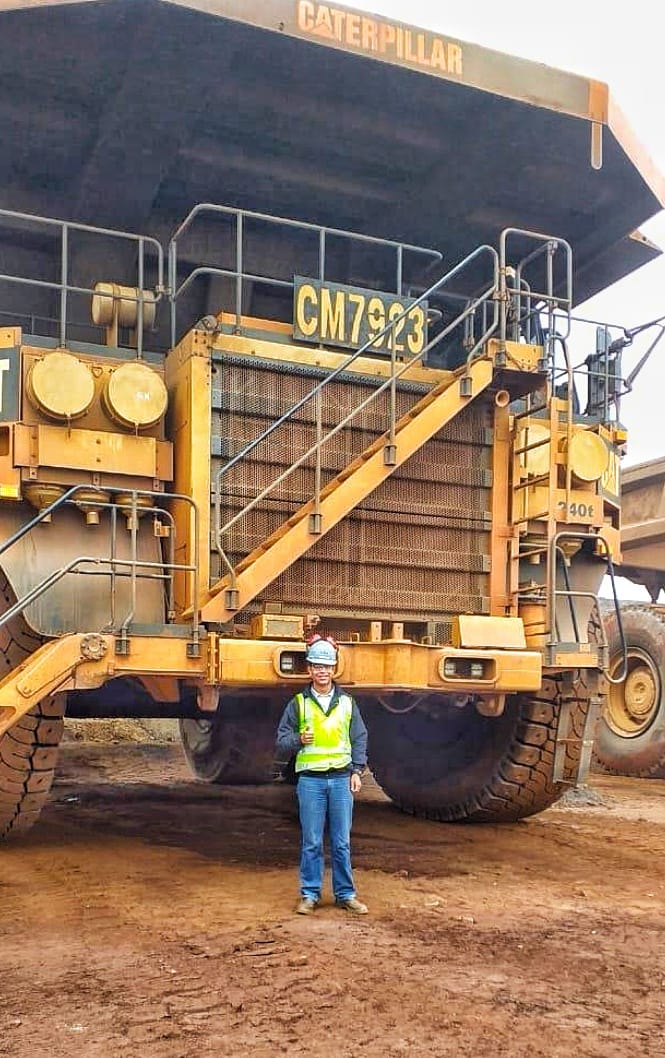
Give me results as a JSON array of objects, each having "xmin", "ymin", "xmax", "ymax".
[{"xmin": 305, "ymin": 639, "xmax": 337, "ymax": 665}]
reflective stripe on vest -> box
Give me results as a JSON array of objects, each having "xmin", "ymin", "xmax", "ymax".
[{"xmin": 295, "ymin": 690, "xmax": 353, "ymax": 773}]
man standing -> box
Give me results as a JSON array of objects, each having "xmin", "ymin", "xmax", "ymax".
[{"xmin": 276, "ymin": 636, "xmax": 369, "ymax": 916}]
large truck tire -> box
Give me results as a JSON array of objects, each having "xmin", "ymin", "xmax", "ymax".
[
  {"xmin": 0, "ymin": 573, "xmax": 65, "ymax": 839},
  {"xmin": 362, "ymin": 679, "xmax": 590, "ymax": 822},
  {"xmin": 595, "ymin": 604, "xmax": 665, "ymax": 778},
  {"xmin": 179, "ymin": 693, "xmax": 285, "ymax": 784},
  {"xmin": 0, "ymin": 697, "xmax": 65, "ymax": 839}
]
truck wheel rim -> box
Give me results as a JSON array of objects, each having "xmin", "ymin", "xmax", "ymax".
[{"xmin": 607, "ymin": 650, "xmax": 660, "ymax": 737}]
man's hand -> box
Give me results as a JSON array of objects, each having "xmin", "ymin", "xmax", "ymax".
[
  {"xmin": 350, "ymin": 773, "xmax": 362, "ymax": 795},
  {"xmin": 300, "ymin": 729, "xmax": 314, "ymax": 745}
]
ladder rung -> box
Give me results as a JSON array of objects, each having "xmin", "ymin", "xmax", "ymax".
[
  {"xmin": 511, "ymin": 509, "xmax": 550, "ymax": 525},
  {"xmin": 514, "ymin": 437, "xmax": 551, "ymax": 456},
  {"xmin": 513, "ymin": 473, "xmax": 550, "ymax": 491}
]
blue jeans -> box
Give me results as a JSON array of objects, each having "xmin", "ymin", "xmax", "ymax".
[{"xmin": 296, "ymin": 773, "xmax": 355, "ymax": 902}]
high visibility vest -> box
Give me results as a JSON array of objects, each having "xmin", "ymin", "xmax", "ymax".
[{"xmin": 294, "ymin": 689, "xmax": 353, "ymax": 773}]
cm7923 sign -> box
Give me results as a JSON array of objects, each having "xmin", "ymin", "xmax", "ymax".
[{"xmin": 293, "ymin": 277, "xmax": 427, "ymax": 356}]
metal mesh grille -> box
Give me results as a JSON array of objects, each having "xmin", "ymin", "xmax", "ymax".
[{"xmin": 211, "ymin": 354, "xmax": 493, "ymax": 635}]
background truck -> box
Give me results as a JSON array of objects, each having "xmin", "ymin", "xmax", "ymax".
[
  {"xmin": 0, "ymin": 0, "xmax": 663, "ymax": 838},
  {"xmin": 596, "ymin": 458, "xmax": 665, "ymax": 776}
]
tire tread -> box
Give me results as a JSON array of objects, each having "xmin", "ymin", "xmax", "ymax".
[
  {"xmin": 370, "ymin": 682, "xmax": 590, "ymax": 823},
  {"xmin": 0, "ymin": 572, "xmax": 64, "ymax": 840}
]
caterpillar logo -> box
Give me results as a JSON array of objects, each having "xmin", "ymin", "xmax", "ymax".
[{"xmin": 296, "ymin": 1, "xmax": 463, "ymax": 76}]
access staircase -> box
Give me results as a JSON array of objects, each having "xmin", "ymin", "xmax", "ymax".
[
  {"xmin": 200, "ymin": 354, "xmax": 496, "ymax": 623},
  {"xmin": 198, "ymin": 229, "xmax": 582, "ymax": 626},
  {"xmin": 196, "ymin": 236, "xmax": 510, "ymax": 623}
]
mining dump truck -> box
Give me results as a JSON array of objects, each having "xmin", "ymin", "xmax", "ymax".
[
  {"xmin": 0, "ymin": 0, "xmax": 663, "ymax": 838},
  {"xmin": 596, "ymin": 458, "xmax": 665, "ymax": 776}
]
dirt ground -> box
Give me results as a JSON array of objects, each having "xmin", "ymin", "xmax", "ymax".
[{"xmin": 1, "ymin": 739, "xmax": 664, "ymax": 1058}]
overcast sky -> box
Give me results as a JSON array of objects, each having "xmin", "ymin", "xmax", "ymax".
[{"xmin": 369, "ymin": 0, "xmax": 665, "ymax": 470}]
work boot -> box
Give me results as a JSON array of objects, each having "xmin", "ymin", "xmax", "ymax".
[
  {"xmin": 336, "ymin": 897, "xmax": 368, "ymax": 915},
  {"xmin": 295, "ymin": 897, "xmax": 317, "ymax": 915}
]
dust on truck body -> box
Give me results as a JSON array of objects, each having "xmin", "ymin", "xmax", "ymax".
[{"xmin": 0, "ymin": 0, "xmax": 662, "ymax": 838}]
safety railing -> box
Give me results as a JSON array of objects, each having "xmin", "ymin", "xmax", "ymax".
[
  {"xmin": 500, "ymin": 230, "xmax": 577, "ymax": 556},
  {"xmin": 0, "ymin": 207, "xmax": 165, "ymax": 356},
  {"xmin": 543, "ymin": 310, "xmax": 665, "ymax": 428},
  {"xmin": 210, "ymin": 228, "xmax": 583, "ymax": 592},
  {"xmin": 0, "ymin": 485, "xmax": 201, "ymax": 653},
  {"xmin": 546, "ymin": 530, "xmax": 628, "ymax": 678},
  {"xmin": 167, "ymin": 203, "xmax": 443, "ymax": 347},
  {"xmin": 501, "ymin": 229, "xmax": 573, "ymax": 344}
]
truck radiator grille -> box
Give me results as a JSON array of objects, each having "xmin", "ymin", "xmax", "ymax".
[{"xmin": 210, "ymin": 355, "xmax": 493, "ymax": 638}]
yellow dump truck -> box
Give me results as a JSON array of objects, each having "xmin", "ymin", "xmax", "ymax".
[
  {"xmin": 596, "ymin": 458, "xmax": 665, "ymax": 777},
  {"xmin": 0, "ymin": 0, "xmax": 663, "ymax": 837}
]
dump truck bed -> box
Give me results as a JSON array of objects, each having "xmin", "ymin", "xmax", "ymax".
[
  {"xmin": 617, "ymin": 458, "xmax": 665, "ymax": 594},
  {"xmin": 0, "ymin": 0, "xmax": 662, "ymax": 306}
]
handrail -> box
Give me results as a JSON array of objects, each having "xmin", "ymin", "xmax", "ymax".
[
  {"xmin": 0, "ymin": 484, "xmax": 201, "ymax": 643},
  {"xmin": 212, "ymin": 228, "xmax": 576, "ymax": 587},
  {"xmin": 0, "ymin": 207, "xmax": 164, "ymax": 356},
  {"xmin": 545, "ymin": 530, "xmax": 622, "ymax": 669},
  {"xmin": 212, "ymin": 244, "xmax": 500, "ymax": 574},
  {"xmin": 167, "ymin": 202, "xmax": 443, "ymax": 347},
  {"xmin": 217, "ymin": 243, "xmax": 496, "ymax": 485},
  {"xmin": 598, "ymin": 553, "xmax": 628, "ymax": 686},
  {"xmin": 501, "ymin": 229, "xmax": 573, "ymax": 359}
]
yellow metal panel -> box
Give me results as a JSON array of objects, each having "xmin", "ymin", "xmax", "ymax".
[
  {"xmin": 217, "ymin": 311, "xmax": 293, "ymax": 336},
  {"xmin": 489, "ymin": 399, "xmax": 515, "ymax": 614},
  {"xmin": 0, "ymin": 327, "xmax": 21, "ymax": 348},
  {"xmin": 0, "ymin": 629, "xmax": 544, "ymax": 742},
  {"xmin": 546, "ymin": 650, "xmax": 599, "ymax": 669},
  {"xmin": 514, "ymin": 485, "xmax": 603, "ymax": 527},
  {"xmin": 588, "ymin": 79, "xmax": 609, "ymax": 124},
  {"xmin": 13, "ymin": 423, "xmax": 169, "ymax": 478},
  {"xmin": 0, "ymin": 632, "xmax": 210, "ymax": 740},
  {"xmin": 452, "ymin": 615, "xmax": 526, "ymax": 650},
  {"xmin": 211, "ymin": 636, "xmax": 541, "ymax": 693},
  {"xmin": 20, "ymin": 345, "xmax": 168, "ymax": 439},
  {"xmin": 212, "ymin": 330, "xmax": 452, "ymax": 387},
  {"xmin": 435, "ymin": 648, "xmax": 541, "ymax": 692},
  {"xmin": 0, "ymin": 425, "xmax": 20, "ymax": 500},
  {"xmin": 497, "ymin": 339, "xmax": 542, "ymax": 372},
  {"xmin": 164, "ymin": 331, "xmax": 212, "ymax": 612},
  {"xmin": 597, "ymin": 524, "xmax": 621, "ymax": 563},
  {"xmin": 250, "ymin": 613, "xmax": 305, "ymax": 640},
  {"xmin": 137, "ymin": 676, "xmax": 182, "ymax": 702}
]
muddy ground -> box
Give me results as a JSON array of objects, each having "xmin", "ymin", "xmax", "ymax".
[{"xmin": 1, "ymin": 738, "xmax": 664, "ymax": 1058}]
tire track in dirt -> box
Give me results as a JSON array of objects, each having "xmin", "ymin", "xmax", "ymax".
[{"xmin": 1, "ymin": 744, "xmax": 664, "ymax": 1058}]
